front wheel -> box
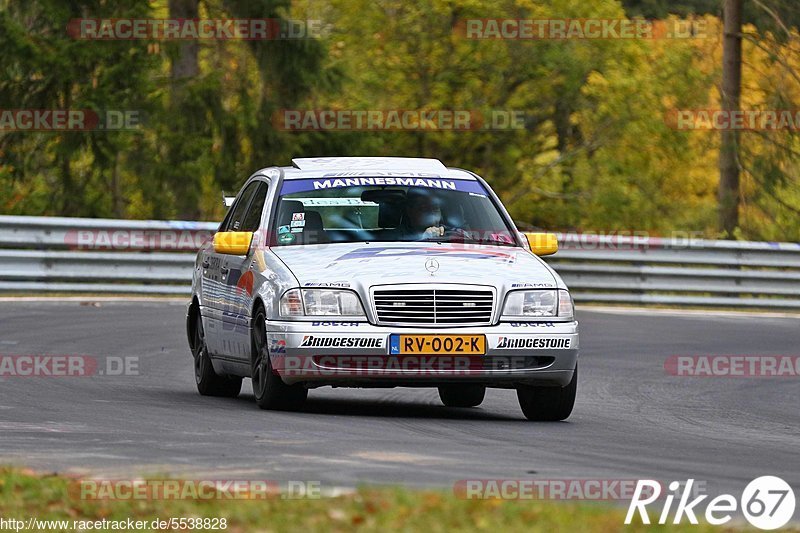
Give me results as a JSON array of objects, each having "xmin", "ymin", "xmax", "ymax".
[
  {"xmin": 191, "ymin": 312, "xmax": 242, "ymax": 397},
  {"xmin": 516, "ymin": 365, "xmax": 577, "ymax": 421},
  {"xmin": 251, "ymin": 308, "xmax": 307, "ymax": 410},
  {"xmin": 438, "ymin": 385, "xmax": 486, "ymax": 407}
]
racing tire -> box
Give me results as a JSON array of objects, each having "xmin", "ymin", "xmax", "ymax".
[
  {"xmin": 438, "ymin": 385, "xmax": 486, "ymax": 408},
  {"xmin": 192, "ymin": 312, "xmax": 242, "ymax": 397},
  {"xmin": 251, "ymin": 308, "xmax": 308, "ymax": 410},
  {"xmin": 516, "ymin": 365, "xmax": 577, "ymax": 421}
]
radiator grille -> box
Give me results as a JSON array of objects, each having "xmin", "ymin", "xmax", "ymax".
[{"xmin": 373, "ymin": 286, "xmax": 494, "ymax": 327}]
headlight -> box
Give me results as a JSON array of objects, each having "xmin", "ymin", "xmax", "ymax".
[
  {"xmin": 279, "ymin": 289, "xmax": 366, "ymax": 318},
  {"xmin": 502, "ymin": 289, "xmax": 574, "ymax": 320}
]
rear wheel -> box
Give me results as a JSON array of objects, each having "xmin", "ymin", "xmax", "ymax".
[
  {"xmin": 516, "ymin": 365, "xmax": 577, "ymax": 421},
  {"xmin": 191, "ymin": 312, "xmax": 242, "ymax": 397},
  {"xmin": 251, "ymin": 308, "xmax": 307, "ymax": 410},
  {"xmin": 438, "ymin": 384, "xmax": 486, "ymax": 407}
]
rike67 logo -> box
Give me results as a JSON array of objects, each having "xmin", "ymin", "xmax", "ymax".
[{"xmin": 626, "ymin": 477, "xmax": 796, "ymax": 530}]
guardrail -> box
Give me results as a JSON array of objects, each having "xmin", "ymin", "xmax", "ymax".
[{"xmin": 1, "ymin": 215, "xmax": 799, "ymax": 308}]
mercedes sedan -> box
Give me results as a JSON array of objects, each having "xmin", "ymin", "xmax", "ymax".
[{"xmin": 187, "ymin": 157, "xmax": 578, "ymax": 420}]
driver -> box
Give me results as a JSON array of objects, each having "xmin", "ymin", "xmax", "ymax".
[{"xmin": 400, "ymin": 188, "xmax": 445, "ymax": 240}]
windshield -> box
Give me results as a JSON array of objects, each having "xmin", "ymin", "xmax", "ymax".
[{"xmin": 273, "ymin": 176, "xmax": 517, "ymax": 247}]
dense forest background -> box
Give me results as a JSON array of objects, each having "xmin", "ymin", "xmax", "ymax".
[{"xmin": 1, "ymin": 0, "xmax": 798, "ymax": 240}]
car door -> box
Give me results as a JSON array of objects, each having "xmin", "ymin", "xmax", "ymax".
[
  {"xmin": 202, "ymin": 181, "xmax": 259, "ymax": 357},
  {"xmin": 218, "ymin": 180, "xmax": 270, "ymax": 362}
]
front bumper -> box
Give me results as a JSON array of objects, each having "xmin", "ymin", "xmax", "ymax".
[{"xmin": 265, "ymin": 319, "xmax": 579, "ymax": 387}]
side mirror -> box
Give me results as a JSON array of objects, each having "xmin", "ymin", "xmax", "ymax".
[
  {"xmin": 213, "ymin": 231, "xmax": 253, "ymax": 255},
  {"xmin": 524, "ymin": 232, "xmax": 558, "ymax": 256}
]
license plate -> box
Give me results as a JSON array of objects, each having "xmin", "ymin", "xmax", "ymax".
[{"xmin": 389, "ymin": 334, "xmax": 486, "ymax": 355}]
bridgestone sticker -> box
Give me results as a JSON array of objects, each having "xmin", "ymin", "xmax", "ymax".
[
  {"xmin": 298, "ymin": 336, "xmax": 383, "ymax": 348},
  {"xmin": 495, "ymin": 337, "xmax": 571, "ymax": 349}
]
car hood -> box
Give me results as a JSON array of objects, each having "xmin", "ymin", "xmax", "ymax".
[{"xmin": 270, "ymin": 242, "xmax": 558, "ymax": 291}]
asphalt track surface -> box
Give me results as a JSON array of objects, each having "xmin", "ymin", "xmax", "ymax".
[{"xmin": 0, "ymin": 301, "xmax": 797, "ymax": 498}]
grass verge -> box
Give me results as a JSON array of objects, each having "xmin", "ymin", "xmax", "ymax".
[{"xmin": 0, "ymin": 468, "xmax": 748, "ymax": 532}]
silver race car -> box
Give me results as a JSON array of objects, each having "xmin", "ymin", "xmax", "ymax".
[{"xmin": 187, "ymin": 157, "xmax": 578, "ymax": 420}]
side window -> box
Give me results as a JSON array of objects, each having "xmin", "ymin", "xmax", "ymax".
[
  {"xmin": 224, "ymin": 182, "xmax": 259, "ymax": 232},
  {"xmin": 240, "ymin": 182, "xmax": 269, "ymax": 232}
]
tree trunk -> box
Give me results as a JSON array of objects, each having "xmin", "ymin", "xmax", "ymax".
[
  {"xmin": 718, "ymin": 0, "xmax": 742, "ymax": 237},
  {"xmin": 168, "ymin": 0, "xmax": 199, "ymax": 81}
]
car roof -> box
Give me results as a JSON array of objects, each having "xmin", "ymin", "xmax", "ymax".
[{"xmin": 260, "ymin": 157, "xmax": 479, "ymax": 181}]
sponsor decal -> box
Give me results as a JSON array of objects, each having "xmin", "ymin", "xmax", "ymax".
[
  {"xmin": 235, "ymin": 270, "xmax": 254, "ymax": 296},
  {"xmin": 496, "ymin": 337, "xmax": 571, "ymax": 349},
  {"xmin": 320, "ymin": 171, "xmax": 440, "ymax": 178},
  {"xmin": 292, "ymin": 212, "xmax": 305, "ymax": 221},
  {"xmin": 290, "ymin": 220, "xmax": 305, "ymax": 227},
  {"xmin": 310, "ymin": 321, "xmax": 360, "ymax": 326},
  {"xmin": 329, "ymin": 246, "xmax": 516, "ymax": 265},
  {"xmin": 315, "ymin": 177, "xmax": 456, "ymax": 190},
  {"xmin": 290, "ymin": 228, "xmax": 304, "ymax": 233},
  {"xmin": 304, "ymin": 282, "xmax": 351, "ymax": 288},
  {"xmin": 278, "ymin": 225, "xmax": 290, "ymax": 234},
  {"xmin": 490, "ymin": 232, "xmax": 514, "ymax": 243},
  {"xmin": 279, "ymin": 177, "xmax": 487, "ymax": 195},
  {"xmin": 278, "ymin": 233, "xmax": 295, "ymax": 244},
  {"xmin": 299, "ymin": 336, "xmax": 383, "ymax": 349},
  {"xmin": 269, "ymin": 339, "xmax": 286, "ymax": 354},
  {"xmin": 509, "ymin": 322, "xmax": 556, "ymax": 327}
]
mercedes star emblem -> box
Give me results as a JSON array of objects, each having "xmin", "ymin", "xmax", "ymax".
[{"xmin": 424, "ymin": 258, "xmax": 439, "ymax": 275}]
